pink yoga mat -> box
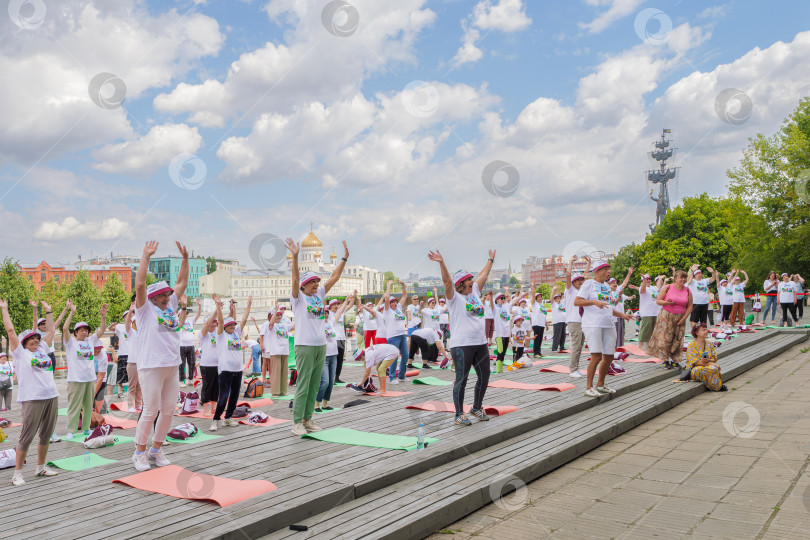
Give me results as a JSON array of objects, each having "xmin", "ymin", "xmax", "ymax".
[
  {"xmin": 488, "ymin": 380, "xmax": 575, "ymax": 392},
  {"xmin": 236, "ymin": 398, "xmax": 274, "ymax": 408},
  {"xmin": 404, "ymin": 400, "xmax": 519, "ymax": 416},
  {"xmin": 238, "ymin": 417, "xmax": 291, "ymax": 427},
  {"xmin": 103, "ymin": 415, "xmax": 139, "ymax": 429},
  {"xmin": 113, "ymin": 464, "xmax": 277, "ymax": 507},
  {"xmin": 364, "ymin": 391, "xmax": 413, "ymax": 397},
  {"xmin": 175, "ymin": 410, "xmax": 214, "ymax": 419},
  {"xmin": 532, "ymin": 360, "xmax": 554, "ymax": 366},
  {"xmin": 539, "ymin": 364, "xmax": 571, "ymax": 374},
  {"xmin": 623, "ymin": 357, "xmax": 664, "ymax": 363},
  {"xmin": 616, "ymin": 343, "xmax": 648, "ymax": 357},
  {"xmin": 0, "ymin": 422, "xmax": 22, "ymax": 428},
  {"xmin": 109, "ymin": 402, "xmax": 131, "ymax": 411}
]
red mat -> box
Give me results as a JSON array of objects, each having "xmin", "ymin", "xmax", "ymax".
[
  {"xmin": 364, "ymin": 391, "xmax": 413, "ymax": 397},
  {"xmin": 623, "ymin": 357, "xmax": 664, "ymax": 363},
  {"xmin": 174, "ymin": 410, "xmax": 214, "ymax": 419},
  {"xmin": 488, "ymin": 380, "xmax": 575, "ymax": 392},
  {"xmin": 404, "ymin": 400, "xmax": 519, "ymax": 416},
  {"xmin": 539, "ymin": 364, "xmax": 571, "ymax": 374},
  {"xmin": 0, "ymin": 422, "xmax": 22, "ymax": 428},
  {"xmin": 235, "ymin": 399, "xmax": 274, "ymax": 408},
  {"xmin": 372, "ymin": 369, "xmax": 420, "ymax": 379},
  {"xmin": 532, "ymin": 360, "xmax": 554, "ymax": 366},
  {"xmin": 109, "ymin": 402, "xmax": 131, "ymax": 412},
  {"xmin": 616, "ymin": 343, "xmax": 648, "ymax": 357},
  {"xmin": 103, "ymin": 415, "xmax": 139, "ymax": 429},
  {"xmin": 238, "ymin": 417, "xmax": 291, "ymax": 427},
  {"xmin": 113, "ymin": 464, "xmax": 277, "ymax": 507}
]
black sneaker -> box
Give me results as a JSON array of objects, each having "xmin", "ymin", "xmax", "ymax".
[
  {"xmin": 314, "ymin": 407, "xmax": 322, "ymax": 413},
  {"xmin": 323, "ymin": 406, "xmax": 334, "ymax": 411},
  {"xmin": 469, "ymin": 408, "xmax": 490, "ymax": 422},
  {"xmin": 719, "ymin": 385, "xmax": 728, "ymax": 392},
  {"xmin": 335, "ymin": 379, "xmax": 345, "ymax": 384},
  {"xmin": 422, "ymin": 364, "xmax": 432, "ymax": 369},
  {"xmin": 407, "ymin": 363, "xmax": 415, "ymax": 368}
]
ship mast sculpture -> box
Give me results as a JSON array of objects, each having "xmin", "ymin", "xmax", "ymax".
[{"xmin": 647, "ymin": 129, "xmax": 678, "ymax": 232}]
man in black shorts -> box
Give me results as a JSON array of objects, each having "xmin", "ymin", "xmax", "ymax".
[{"xmin": 687, "ymin": 265, "xmax": 716, "ymax": 329}]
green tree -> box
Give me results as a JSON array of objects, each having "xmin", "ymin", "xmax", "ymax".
[
  {"xmin": 383, "ymin": 271, "xmax": 400, "ymax": 284},
  {"xmin": 508, "ymin": 275, "xmax": 520, "ymax": 286},
  {"xmin": 63, "ymin": 270, "xmax": 102, "ymax": 330},
  {"xmin": 206, "ymin": 256, "xmax": 217, "ymax": 275},
  {"xmin": 0, "ymin": 258, "xmax": 36, "ymax": 347},
  {"xmin": 101, "ymin": 272, "xmax": 130, "ymax": 323},
  {"xmin": 534, "ymin": 282, "xmax": 551, "ymax": 300}
]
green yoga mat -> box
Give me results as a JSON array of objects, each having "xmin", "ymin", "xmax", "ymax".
[
  {"xmin": 314, "ymin": 407, "xmax": 342, "ymax": 414},
  {"xmin": 301, "ymin": 427, "xmax": 438, "ymax": 451},
  {"xmin": 47, "ymin": 453, "xmax": 118, "ymax": 471},
  {"xmin": 271, "ymin": 394, "xmax": 294, "ymax": 400},
  {"xmin": 166, "ymin": 432, "xmax": 222, "ymax": 444},
  {"xmin": 342, "ymin": 362, "xmax": 364, "ymax": 367},
  {"xmin": 65, "ymin": 435, "xmax": 136, "ymax": 447},
  {"xmin": 412, "ymin": 376, "xmax": 451, "ymax": 386},
  {"xmin": 764, "ymin": 324, "xmax": 810, "ymax": 329},
  {"xmin": 57, "ymin": 408, "xmax": 68, "ymax": 416}
]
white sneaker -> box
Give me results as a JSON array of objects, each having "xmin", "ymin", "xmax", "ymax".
[
  {"xmin": 49, "ymin": 433, "xmax": 61, "ymax": 443},
  {"xmin": 568, "ymin": 371, "xmax": 582, "ymax": 378},
  {"xmin": 389, "ymin": 378, "xmax": 399, "ymax": 385},
  {"xmin": 303, "ymin": 419, "xmax": 323, "ymax": 432},
  {"xmin": 225, "ymin": 418, "xmax": 238, "ymax": 427},
  {"xmin": 148, "ymin": 448, "xmax": 171, "ymax": 467},
  {"xmin": 11, "ymin": 471, "xmax": 24, "ymax": 487},
  {"xmin": 210, "ymin": 420, "xmax": 218, "ymax": 431},
  {"xmin": 36, "ymin": 466, "xmax": 58, "ymax": 477},
  {"xmin": 132, "ymin": 451, "xmax": 151, "ymax": 471},
  {"xmin": 180, "ymin": 381, "xmax": 186, "ymax": 388},
  {"xmin": 128, "ymin": 408, "xmax": 137, "ymax": 413},
  {"xmin": 291, "ymin": 423, "xmax": 307, "ymax": 436},
  {"xmin": 597, "ymin": 385, "xmax": 616, "ymax": 394},
  {"xmin": 584, "ymin": 388, "xmax": 601, "ymax": 398}
]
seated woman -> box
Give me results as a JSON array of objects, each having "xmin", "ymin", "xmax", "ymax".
[{"xmin": 685, "ymin": 324, "xmax": 727, "ymax": 391}]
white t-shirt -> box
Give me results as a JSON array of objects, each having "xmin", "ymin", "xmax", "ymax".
[
  {"xmin": 325, "ymin": 313, "xmax": 338, "ymax": 357},
  {"xmin": 406, "ymin": 305, "xmax": 421, "ymax": 328},
  {"xmin": 244, "ymin": 339, "xmax": 259, "ymax": 349},
  {"xmin": 412, "ymin": 328, "xmax": 440, "ymax": 344},
  {"xmin": 65, "ymin": 336, "xmax": 98, "ymax": 383},
  {"xmin": 718, "ymin": 285, "xmax": 734, "ymax": 306},
  {"xmin": 0, "ymin": 361, "xmax": 14, "ymax": 389},
  {"xmin": 114, "ymin": 324, "xmax": 130, "ymax": 356},
  {"xmin": 199, "ymin": 330, "xmax": 219, "ymax": 367},
  {"xmin": 483, "ymin": 301, "xmax": 493, "ymax": 320},
  {"xmin": 125, "ymin": 329, "xmax": 139, "ymax": 364},
  {"xmin": 335, "ymin": 313, "xmax": 346, "ymax": 341},
  {"xmin": 551, "ymin": 301, "xmax": 566, "ymax": 325},
  {"xmin": 688, "ymin": 278, "xmax": 711, "ymax": 305},
  {"xmin": 447, "ymin": 283, "xmax": 486, "ymax": 347},
  {"xmin": 360, "ymin": 311, "xmax": 377, "ymax": 331},
  {"xmin": 216, "ymin": 325, "xmax": 243, "ymax": 373},
  {"xmin": 612, "ymin": 290, "xmax": 631, "ymax": 322},
  {"xmin": 779, "ymin": 282, "xmax": 796, "ymax": 303},
  {"xmin": 384, "ymin": 304, "xmax": 407, "ymax": 338},
  {"xmin": 438, "ymin": 305, "xmax": 449, "ymax": 324},
  {"xmin": 639, "ymin": 285, "xmax": 661, "ymax": 317},
  {"xmin": 493, "ymin": 303, "xmax": 511, "ymax": 338},
  {"xmin": 363, "ymin": 344, "xmax": 400, "ymax": 369},
  {"xmin": 793, "ymin": 281, "xmax": 805, "ymax": 296},
  {"xmin": 12, "ymin": 342, "xmax": 58, "ymax": 402},
  {"xmin": 266, "ymin": 320, "xmax": 291, "ymax": 356},
  {"xmin": 531, "ymin": 303, "xmax": 547, "ymax": 326},
  {"xmin": 764, "ymin": 279, "xmax": 777, "ymax": 293},
  {"xmin": 511, "ymin": 322, "xmax": 530, "ymax": 348},
  {"xmin": 373, "ymin": 310, "xmax": 387, "ymax": 339},
  {"xmin": 421, "ymin": 308, "xmax": 440, "ymax": 330},
  {"xmin": 179, "ymin": 313, "xmax": 198, "ymax": 347},
  {"xmin": 290, "ymin": 286, "xmax": 326, "ymax": 346},
  {"xmin": 731, "ymin": 281, "xmax": 747, "ymax": 303},
  {"xmin": 577, "ymin": 279, "xmax": 614, "ymax": 329},
  {"xmin": 87, "ymin": 335, "xmax": 108, "ymax": 374},
  {"xmin": 565, "ymin": 286, "xmax": 583, "ymax": 324},
  {"xmin": 134, "ymin": 293, "xmax": 182, "ymax": 369}
]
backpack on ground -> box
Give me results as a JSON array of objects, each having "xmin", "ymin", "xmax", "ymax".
[
  {"xmin": 360, "ymin": 377, "xmax": 378, "ymax": 394},
  {"xmin": 90, "ymin": 411, "xmax": 107, "ymax": 429},
  {"xmin": 232, "ymin": 405, "xmax": 251, "ymax": 418},
  {"xmin": 247, "ymin": 411, "xmax": 268, "ymax": 424},
  {"xmin": 289, "ymin": 369, "xmax": 298, "ymax": 386},
  {"xmin": 167, "ymin": 422, "xmax": 198, "ymax": 440},
  {"xmin": 0, "ymin": 417, "xmax": 10, "ymax": 428},
  {"xmin": 244, "ymin": 378, "xmax": 263, "ymax": 398},
  {"xmin": 83, "ymin": 425, "xmax": 115, "ymax": 449},
  {"xmin": 177, "ymin": 390, "xmax": 187, "ymax": 405},
  {"xmin": 0, "ymin": 448, "xmax": 15, "ymax": 468},
  {"xmin": 179, "ymin": 391, "xmax": 200, "ymax": 415}
]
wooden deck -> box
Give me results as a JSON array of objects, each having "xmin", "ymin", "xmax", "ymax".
[{"xmin": 0, "ymin": 327, "xmax": 806, "ymax": 540}]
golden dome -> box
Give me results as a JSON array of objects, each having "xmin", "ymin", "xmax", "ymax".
[
  {"xmin": 314, "ymin": 251, "xmax": 322, "ymax": 258},
  {"xmin": 301, "ymin": 223, "xmax": 322, "ymax": 249},
  {"xmin": 330, "ymin": 247, "xmax": 337, "ymax": 259},
  {"xmin": 286, "ymin": 252, "xmax": 292, "ymax": 260}
]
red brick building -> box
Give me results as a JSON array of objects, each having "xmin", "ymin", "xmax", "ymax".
[
  {"xmin": 18, "ymin": 261, "xmax": 132, "ymax": 292},
  {"xmin": 529, "ymin": 256, "xmax": 595, "ymax": 285}
]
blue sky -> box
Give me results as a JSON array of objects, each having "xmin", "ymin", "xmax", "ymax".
[{"xmin": 2, "ymin": 0, "xmax": 810, "ymax": 277}]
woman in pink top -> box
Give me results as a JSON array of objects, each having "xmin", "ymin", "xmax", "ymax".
[{"xmin": 646, "ymin": 270, "xmax": 693, "ymax": 370}]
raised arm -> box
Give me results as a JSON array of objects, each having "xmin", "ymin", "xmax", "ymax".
[
  {"xmin": 135, "ymin": 241, "xmax": 158, "ymax": 309},
  {"xmin": 620, "ymin": 267, "xmax": 634, "ymax": 289},
  {"xmin": 583, "ymin": 256, "xmax": 592, "ymax": 279},
  {"xmin": 239, "ymin": 296, "xmax": 253, "ymax": 332},
  {"xmin": 382, "ymin": 280, "xmax": 393, "ymax": 307},
  {"xmin": 124, "ymin": 303, "xmax": 134, "ymax": 334},
  {"xmin": 172, "ymin": 242, "xmax": 190, "ymax": 299},
  {"xmin": 398, "ymin": 281, "xmax": 407, "ymax": 308},
  {"xmin": 95, "ymin": 303, "xmax": 108, "ymax": 340},
  {"xmin": 63, "ymin": 300, "xmax": 76, "ymax": 344},
  {"xmin": 706, "ymin": 266, "xmax": 716, "ymax": 285},
  {"xmin": 741, "ymin": 270, "xmax": 749, "ymax": 285},
  {"xmin": 475, "ymin": 249, "xmax": 496, "ymax": 291},
  {"xmin": 216, "ymin": 297, "xmax": 225, "ymax": 335},
  {"xmin": 284, "ymin": 238, "xmax": 301, "ymax": 299},
  {"xmin": 428, "ymin": 250, "xmax": 454, "ymax": 300},
  {"xmin": 30, "ymin": 300, "xmax": 38, "ymax": 331},
  {"xmin": 0, "ymin": 299, "xmax": 19, "ymax": 352},
  {"xmin": 53, "ymin": 303, "xmax": 68, "ymax": 331},
  {"xmin": 565, "ymin": 256, "xmax": 576, "ymax": 289},
  {"xmin": 324, "ymin": 241, "xmax": 349, "ymax": 295},
  {"xmin": 336, "ymin": 292, "xmax": 355, "ymax": 319}
]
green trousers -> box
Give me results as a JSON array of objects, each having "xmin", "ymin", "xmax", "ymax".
[
  {"xmin": 66, "ymin": 381, "xmax": 95, "ymax": 432},
  {"xmin": 292, "ymin": 345, "xmax": 326, "ymax": 424}
]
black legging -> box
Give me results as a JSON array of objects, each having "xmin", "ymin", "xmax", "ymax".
[
  {"xmin": 552, "ymin": 322, "xmax": 566, "ymax": 351},
  {"xmin": 781, "ymin": 303, "xmax": 798, "ymax": 325},
  {"xmin": 532, "ymin": 325, "xmax": 545, "ymax": 355},
  {"xmin": 179, "ymin": 346, "xmax": 195, "ymax": 380},
  {"xmin": 335, "ymin": 341, "xmax": 346, "ymax": 380},
  {"xmin": 797, "ymin": 297, "xmax": 804, "ymax": 319},
  {"xmin": 214, "ymin": 371, "xmax": 242, "ymax": 420},
  {"xmin": 495, "ymin": 336, "xmax": 510, "ymax": 363},
  {"xmin": 410, "ymin": 335, "xmax": 438, "ymax": 362},
  {"xmin": 450, "ymin": 344, "xmax": 490, "ymax": 417}
]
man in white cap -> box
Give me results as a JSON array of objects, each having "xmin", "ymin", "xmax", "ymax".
[
  {"xmin": 686, "ymin": 265, "xmax": 716, "ymax": 331},
  {"xmin": 565, "ymin": 255, "xmax": 591, "ymax": 378},
  {"xmin": 427, "ymin": 248, "xmax": 495, "ymax": 426},
  {"xmin": 284, "ymin": 237, "xmax": 350, "ymax": 436},
  {"xmin": 630, "ymin": 273, "xmax": 665, "ymax": 349}
]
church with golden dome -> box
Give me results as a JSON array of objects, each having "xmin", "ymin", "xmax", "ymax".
[{"xmin": 286, "ymin": 223, "xmax": 341, "ymax": 273}]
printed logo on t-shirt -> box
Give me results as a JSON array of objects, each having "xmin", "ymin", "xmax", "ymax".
[
  {"xmin": 275, "ymin": 325, "xmax": 288, "ymax": 338},
  {"xmin": 325, "ymin": 323, "xmax": 336, "ymax": 339},
  {"xmin": 696, "ymin": 282, "xmax": 708, "ymax": 292},
  {"xmin": 465, "ymin": 295, "xmax": 485, "ymax": 317},
  {"xmin": 514, "ymin": 329, "xmax": 526, "ymax": 345},
  {"xmin": 155, "ymin": 305, "xmax": 180, "ymax": 331},
  {"xmin": 181, "ymin": 322, "xmax": 194, "ymax": 333},
  {"xmin": 594, "ymin": 284, "xmax": 611, "ymax": 303},
  {"xmin": 393, "ymin": 309, "xmax": 406, "ymax": 321},
  {"xmin": 31, "ymin": 351, "xmax": 53, "ymax": 371},
  {"xmin": 723, "ymin": 288, "xmax": 733, "ymax": 296},
  {"xmin": 306, "ymin": 296, "xmax": 325, "ymax": 319},
  {"xmin": 209, "ymin": 335, "xmax": 216, "ymax": 346},
  {"xmin": 226, "ymin": 335, "xmax": 242, "ymax": 351},
  {"xmin": 498, "ymin": 307, "xmax": 510, "ymax": 321},
  {"xmin": 77, "ymin": 341, "xmax": 94, "ymax": 361},
  {"xmin": 557, "ymin": 304, "xmax": 566, "ymax": 313},
  {"xmin": 430, "ymin": 311, "xmax": 439, "ymax": 321}
]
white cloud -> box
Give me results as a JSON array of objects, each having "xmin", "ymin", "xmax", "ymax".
[
  {"xmin": 34, "ymin": 216, "xmax": 131, "ymax": 241},
  {"xmin": 91, "ymin": 124, "xmax": 203, "ymax": 177},
  {"xmin": 453, "ymin": 0, "xmax": 532, "ymax": 66},
  {"xmin": 579, "ymin": 0, "xmax": 646, "ymax": 34}
]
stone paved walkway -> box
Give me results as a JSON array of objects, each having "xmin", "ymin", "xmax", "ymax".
[{"xmin": 428, "ymin": 340, "xmax": 810, "ymax": 539}]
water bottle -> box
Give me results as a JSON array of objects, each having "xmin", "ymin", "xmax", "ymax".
[
  {"xmin": 83, "ymin": 451, "xmax": 91, "ymax": 468},
  {"xmin": 417, "ymin": 423, "xmax": 425, "ymax": 450}
]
